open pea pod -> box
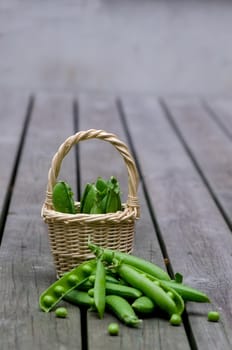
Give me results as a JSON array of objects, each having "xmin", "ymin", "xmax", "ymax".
[
  {"xmin": 158, "ymin": 281, "xmax": 185, "ymax": 316},
  {"xmin": 39, "ymin": 259, "xmax": 97, "ymax": 312}
]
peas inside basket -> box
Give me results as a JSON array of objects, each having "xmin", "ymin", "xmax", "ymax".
[{"xmin": 41, "ymin": 129, "xmax": 140, "ymax": 277}]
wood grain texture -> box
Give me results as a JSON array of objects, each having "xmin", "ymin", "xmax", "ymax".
[
  {"xmin": 1, "ymin": 93, "xmax": 77, "ymax": 256},
  {"xmin": 78, "ymin": 95, "xmax": 190, "ymax": 350},
  {"xmin": 0, "ymin": 91, "xmax": 29, "ymax": 216},
  {"xmin": 1, "ymin": 93, "xmax": 232, "ymax": 349},
  {"xmin": 164, "ymin": 97, "xmax": 232, "ymax": 228},
  {"xmin": 205, "ymin": 98, "xmax": 232, "ymax": 140},
  {"xmin": 0, "ymin": 259, "xmax": 82, "ymax": 350},
  {"xmin": 0, "ymin": 93, "xmax": 82, "ymax": 349},
  {"xmin": 122, "ymin": 95, "xmax": 232, "ymax": 349}
]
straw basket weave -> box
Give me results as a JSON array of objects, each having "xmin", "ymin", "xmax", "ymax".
[{"xmin": 41, "ymin": 129, "xmax": 140, "ymax": 276}]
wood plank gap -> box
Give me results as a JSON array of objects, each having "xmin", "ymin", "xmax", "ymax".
[
  {"xmin": 80, "ymin": 307, "xmax": 89, "ymax": 350},
  {"xmin": 73, "ymin": 98, "xmax": 81, "ymax": 201},
  {"xmin": 116, "ymin": 97, "xmax": 174, "ymax": 277},
  {"xmin": 182, "ymin": 311, "xmax": 198, "ymax": 350},
  {"xmin": 0, "ymin": 95, "xmax": 34, "ymax": 245},
  {"xmin": 73, "ymin": 98, "xmax": 89, "ymax": 350},
  {"xmin": 202, "ymin": 99, "xmax": 232, "ymax": 143},
  {"xmin": 159, "ymin": 97, "xmax": 232, "ymax": 234},
  {"xmin": 117, "ymin": 97, "xmax": 199, "ymax": 350}
]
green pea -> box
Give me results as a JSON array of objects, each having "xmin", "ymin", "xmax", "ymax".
[
  {"xmin": 108, "ymin": 322, "xmax": 119, "ymax": 336},
  {"xmin": 88, "ymin": 288, "xmax": 94, "ymax": 297},
  {"xmin": 82, "ymin": 264, "xmax": 94, "ymax": 276},
  {"xmin": 67, "ymin": 274, "xmax": 79, "ymax": 286},
  {"xmin": 167, "ymin": 291, "xmax": 175, "ymax": 299},
  {"xmin": 55, "ymin": 307, "xmax": 68, "ymax": 318},
  {"xmin": 43, "ymin": 295, "xmax": 55, "ymax": 307},
  {"xmin": 53, "ymin": 285, "xmax": 66, "ymax": 297},
  {"xmin": 154, "ymin": 280, "xmax": 161, "ymax": 286},
  {"xmin": 208, "ymin": 311, "xmax": 220, "ymax": 322},
  {"xmin": 88, "ymin": 275, "xmax": 96, "ymax": 284},
  {"xmin": 170, "ymin": 314, "xmax": 182, "ymax": 326}
]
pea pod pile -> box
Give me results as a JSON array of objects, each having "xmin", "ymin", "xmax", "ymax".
[
  {"xmin": 80, "ymin": 176, "xmax": 122, "ymax": 214},
  {"xmin": 52, "ymin": 176, "xmax": 122, "ymax": 214},
  {"xmin": 39, "ymin": 243, "xmax": 210, "ymax": 328}
]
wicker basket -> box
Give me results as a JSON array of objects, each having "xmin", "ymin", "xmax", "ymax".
[{"xmin": 41, "ymin": 129, "xmax": 140, "ymax": 276}]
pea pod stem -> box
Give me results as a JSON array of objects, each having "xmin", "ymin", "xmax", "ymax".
[{"xmin": 88, "ymin": 243, "xmax": 171, "ymax": 281}]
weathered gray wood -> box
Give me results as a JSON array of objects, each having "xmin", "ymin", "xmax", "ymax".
[
  {"xmin": 1, "ymin": 92, "xmax": 232, "ymax": 349},
  {"xmin": 164, "ymin": 97, "xmax": 232, "ymax": 228},
  {"xmin": 122, "ymin": 96, "xmax": 232, "ymax": 349},
  {"xmin": 78, "ymin": 94, "xmax": 190, "ymax": 350},
  {"xmin": 205, "ymin": 98, "xmax": 232, "ymax": 140},
  {"xmin": 0, "ymin": 91, "xmax": 29, "ymax": 217},
  {"xmin": 0, "ymin": 259, "xmax": 82, "ymax": 350},
  {"xmin": 0, "ymin": 93, "xmax": 82, "ymax": 349},
  {"xmin": 1, "ymin": 93, "xmax": 77, "ymax": 257}
]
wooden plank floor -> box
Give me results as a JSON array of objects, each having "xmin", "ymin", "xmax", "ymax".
[{"xmin": 0, "ymin": 92, "xmax": 232, "ymax": 350}]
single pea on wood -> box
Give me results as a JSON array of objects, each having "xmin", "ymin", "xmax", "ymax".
[
  {"xmin": 208, "ymin": 311, "xmax": 220, "ymax": 322},
  {"xmin": 55, "ymin": 307, "xmax": 68, "ymax": 318},
  {"xmin": 170, "ymin": 314, "xmax": 182, "ymax": 326},
  {"xmin": 108, "ymin": 322, "xmax": 120, "ymax": 336}
]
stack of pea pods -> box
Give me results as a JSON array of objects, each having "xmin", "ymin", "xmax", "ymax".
[{"xmin": 39, "ymin": 243, "xmax": 211, "ymax": 328}]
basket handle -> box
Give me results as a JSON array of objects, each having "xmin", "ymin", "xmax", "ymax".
[{"xmin": 45, "ymin": 129, "xmax": 140, "ymax": 215}]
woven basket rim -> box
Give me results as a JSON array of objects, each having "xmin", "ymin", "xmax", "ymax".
[{"xmin": 42, "ymin": 201, "xmax": 138, "ymax": 223}]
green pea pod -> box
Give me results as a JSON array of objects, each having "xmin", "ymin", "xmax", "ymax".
[
  {"xmin": 116, "ymin": 263, "xmax": 177, "ymax": 316},
  {"xmin": 64, "ymin": 290, "xmax": 94, "ymax": 308},
  {"xmin": 159, "ymin": 282, "xmax": 185, "ymax": 316},
  {"xmin": 93, "ymin": 259, "xmax": 106, "ymax": 319},
  {"xmin": 105, "ymin": 189, "xmax": 121, "ymax": 213},
  {"xmin": 39, "ymin": 259, "xmax": 96, "ymax": 312},
  {"xmin": 52, "ymin": 181, "xmax": 76, "ymax": 214},
  {"xmin": 133, "ymin": 267, "xmax": 210, "ymax": 304},
  {"xmin": 90, "ymin": 197, "xmax": 105, "ymax": 214},
  {"xmin": 160, "ymin": 280, "xmax": 210, "ymax": 303},
  {"xmin": 106, "ymin": 295, "xmax": 142, "ymax": 327},
  {"xmin": 80, "ymin": 183, "xmax": 92, "ymax": 213},
  {"xmin": 95, "ymin": 177, "xmax": 108, "ymax": 198},
  {"xmin": 81, "ymin": 184, "xmax": 97, "ymax": 214},
  {"xmin": 105, "ymin": 282, "xmax": 142, "ymax": 299},
  {"xmin": 132, "ymin": 267, "xmax": 209, "ymax": 306},
  {"xmin": 105, "ymin": 176, "xmax": 122, "ymax": 213},
  {"xmin": 132, "ymin": 296, "xmax": 156, "ymax": 315}
]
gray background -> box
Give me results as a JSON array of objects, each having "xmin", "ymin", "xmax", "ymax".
[{"xmin": 0, "ymin": 0, "xmax": 232, "ymax": 96}]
